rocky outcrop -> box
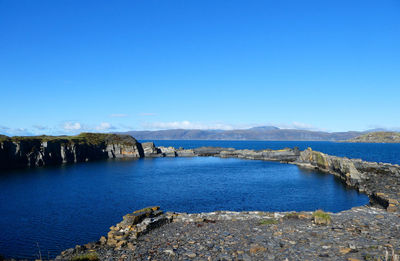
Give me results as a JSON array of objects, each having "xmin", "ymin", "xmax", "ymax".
[
  {"xmin": 0, "ymin": 133, "xmax": 143, "ymax": 170},
  {"xmin": 295, "ymin": 148, "xmax": 400, "ymax": 212},
  {"xmin": 219, "ymin": 148, "xmax": 300, "ymax": 162},
  {"xmin": 153, "ymin": 146, "xmax": 300, "ymax": 162},
  {"xmin": 193, "ymin": 147, "xmax": 235, "ymax": 156},
  {"xmin": 141, "ymin": 142, "xmax": 161, "ymax": 157},
  {"xmin": 105, "ymin": 207, "xmax": 169, "ymax": 249},
  {"xmin": 57, "ymin": 206, "xmax": 173, "ymax": 259},
  {"xmin": 158, "ymin": 146, "xmax": 177, "ymax": 157}
]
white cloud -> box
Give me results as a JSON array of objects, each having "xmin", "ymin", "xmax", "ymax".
[
  {"xmin": 95, "ymin": 122, "xmax": 116, "ymax": 131},
  {"xmin": 110, "ymin": 113, "xmax": 129, "ymax": 118},
  {"xmin": 273, "ymin": 122, "xmax": 323, "ymax": 131},
  {"xmin": 0, "ymin": 127, "xmax": 34, "ymax": 136},
  {"xmin": 141, "ymin": 121, "xmax": 255, "ymax": 130},
  {"xmin": 63, "ymin": 122, "xmax": 82, "ymax": 131},
  {"xmin": 291, "ymin": 122, "xmax": 318, "ymax": 131}
]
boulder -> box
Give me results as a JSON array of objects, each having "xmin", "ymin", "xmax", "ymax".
[
  {"xmin": 158, "ymin": 146, "xmax": 177, "ymax": 157},
  {"xmin": 141, "ymin": 142, "xmax": 160, "ymax": 157}
]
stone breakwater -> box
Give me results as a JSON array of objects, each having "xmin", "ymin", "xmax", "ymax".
[{"xmin": 57, "ymin": 206, "xmax": 400, "ymax": 260}]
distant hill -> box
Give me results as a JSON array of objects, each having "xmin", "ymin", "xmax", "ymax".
[
  {"xmin": 121, "ymin": 126, "xmax": 368, "ymax": 141},
  {"xmin": 346, "ymin": 132, "xmax": 400, "ymax": 143}
]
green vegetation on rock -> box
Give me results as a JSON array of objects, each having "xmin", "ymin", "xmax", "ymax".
[
  {"xmin": 259, "ymin": 219, "xmax": 278, "ymax": 225},
  {"xmin": 312, "ymin": 210, "xmax": 331, "ymax": 225},
  {"xmin": 284, "ymin": 212, "xmax": 300, "ymax": 219},
  {"xmin": 312, "ymin": 151, "xmax": 327, "ymax": 168},
  {"xmin": 0, "ymin": 133, "xmax": 138, "ymax": 146}
]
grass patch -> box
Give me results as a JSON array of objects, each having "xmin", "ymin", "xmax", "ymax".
[
  {"xmin": 259, "ymin": 219, "xmax": 278, "ymax": 225},
  {"xmin": 284, "ymin": 212, "xmax": 300, "ymax": 219},
  {"xmin": 312, "ymin": 210, "xmax": 331, "ymax": 225},
  {"xmin": 0, "ymin": 133, "xmax": 137, "ymax": 146},
  {"xmin": 71, "ymin": 253, "xmax": 99, "ymax": 261},
  {"xmin": 312, "ymin": 210, "xmax": 331, "ymax": 219}
]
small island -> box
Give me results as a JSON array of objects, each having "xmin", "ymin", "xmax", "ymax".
[{"xmin": 346, "ymin": 131, "xmax": 400, "ymax": 143}]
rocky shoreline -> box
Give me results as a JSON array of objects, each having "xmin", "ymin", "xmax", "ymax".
[
  {"xmin": 143, "ymin": 143, "xmax": 400, "ymax": 213},
  {"xmin": 55, "ymin": 143, "xmax": 400, "ymax": 260},
  {"xmin": 2, "ymin": 134, "xmax": 400, "ymax": 260}
]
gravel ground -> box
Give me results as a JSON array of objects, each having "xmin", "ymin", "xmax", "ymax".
[{"xmin": 57, "ymin": 206, "xmax": 400, "ymax": 261}]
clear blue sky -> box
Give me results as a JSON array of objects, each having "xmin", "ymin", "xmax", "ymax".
[{"xmin": 1, "ymin": 0, "xmax": 399, "ymax": 135}]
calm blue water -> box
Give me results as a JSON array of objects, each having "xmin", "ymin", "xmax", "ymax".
[
  {"xmin": 144, "ymin": 140, "xmax": 400, "ymax": 165},
  {"xmin": 1, "ymin": 140, "xmax": 394, "ymax": 259}
]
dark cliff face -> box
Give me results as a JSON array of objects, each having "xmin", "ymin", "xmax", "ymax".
[{"xmin": 0, "ymin": 133, "xmax": 144, "ymax": 170}]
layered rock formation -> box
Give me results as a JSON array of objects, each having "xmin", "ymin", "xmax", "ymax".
[
  {"xmin": 295, "ymin": 148, "xmax": 400, "ymax": 212},
  {"xmin": 0, "ymin": 133, "xmax": 143, "ymax": 170},
  {"xmin": 141, "ymin": 142, "xmax": 161, "ymax": 157}
]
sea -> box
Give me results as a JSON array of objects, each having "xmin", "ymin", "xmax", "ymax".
[{"xmin": 0, "ymin": 140, "xmax": 399, "ymax": 259}]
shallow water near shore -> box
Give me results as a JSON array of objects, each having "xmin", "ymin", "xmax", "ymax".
[{"xmin": 0, "ymin": 154, "xmax": 368, "ymax": 259}]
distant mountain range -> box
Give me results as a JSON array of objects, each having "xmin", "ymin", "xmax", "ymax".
[{"xmin": 120, "ymin": 126, "xmax": 386, "ymax": 141}]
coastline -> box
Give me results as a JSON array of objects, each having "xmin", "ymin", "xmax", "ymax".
[
  {"xmin": 1, "ymin": 135, "xmax": 400, "ymax": 260},
  {"xmin": 56, "ymin": 144, "xmax": 400, "ymax": 260}
]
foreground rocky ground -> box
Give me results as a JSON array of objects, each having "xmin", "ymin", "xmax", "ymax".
[{"xmin": 57, "ymin": 206, "xmax": 400, "ymax": 261}]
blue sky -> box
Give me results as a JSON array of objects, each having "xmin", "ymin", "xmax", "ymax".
[{"xmin": 1, "ymin": 0, "xmax": 399, "ymax": 135}]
